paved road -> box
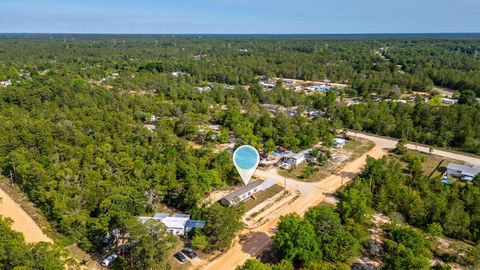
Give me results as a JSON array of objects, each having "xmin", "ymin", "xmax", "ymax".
[
  {"xmin": 350, "ymin": 131, "xmax": 480, "ymax": 167},
  {"xmin": 201, "ymin": 132, "xmax": 480, "ymax": 270}
]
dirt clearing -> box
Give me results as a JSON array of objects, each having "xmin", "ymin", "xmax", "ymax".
[{"xmin": 0, "ymin": 187, "xmax": 52, "ymax": 243}]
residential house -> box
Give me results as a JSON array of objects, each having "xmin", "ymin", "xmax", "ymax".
[
  {"xmin": 259, "ymin": 81, "xmax": 276, "ymax": 90},
  {"xmin": 139, "ymin": 213, "xmax": 206, "ymax": 236},
  {"xmin": 220, "ymin": 179, "xmax": 276, "ymax": 206},
  {"xmin": 172, "ymin": 71, "xmax": 190, "ymax": 77},
  {"xmin": 441, "ymin": 98, "xmax": 458, "ymax": 105},
  {"xmin": 444, "ymin": 163, "xmax": 480, "ymax": 181},
  {"xmin": 0, "ymin": 80, "xmax": 12, "ymax": 86},
  {"xmin": 335, "ymin": 138, "xmax": 347, "ymax": 148},
  {"xmin": 196, "ymin": 86, "xmax": 212, "ymax": 92},
  {"xmin": 281, "ymin": 149, "xmax": 311, "ymax": 167},
  {"xmin": 287, "ymin": 109, "xmax": 298, "ymax": 117}
]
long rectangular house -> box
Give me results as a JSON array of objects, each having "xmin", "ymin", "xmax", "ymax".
[
  {"xmin": 220, "ymin": 179, "xmax": 276, "ymax": 206},
  {"xmin": 445, "ymin": 163, "xmax": 480, "ymax": 181}
]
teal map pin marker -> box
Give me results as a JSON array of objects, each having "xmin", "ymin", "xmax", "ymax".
[{"xmin": 233, "ymin": 145, "xmax": 260, "ymax": 186}]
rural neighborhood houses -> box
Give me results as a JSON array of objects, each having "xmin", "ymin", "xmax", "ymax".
[
  {"xmin": 444, "ymin": 163, "xmax": 480, "ymax": 181},
  {"xmin": 138, "ymin": 213, "xmax": 206, "ymax": 236},
  {"xmin": 220, "ymin": 179, "xmax": 276, "ymax": 206}
]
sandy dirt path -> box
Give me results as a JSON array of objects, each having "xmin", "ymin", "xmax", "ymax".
[
  {"xmin": 202, "ymin": 138, "xmax": 389, "ymax": 270},
  {"xmin": 0, "ymin": 187, "xmax": 52, "ymax": 243}
]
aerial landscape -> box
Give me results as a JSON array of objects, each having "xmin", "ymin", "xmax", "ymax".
[{"xmin": 1, "ymin": 1, "xmax": 480, "ymax": 270}]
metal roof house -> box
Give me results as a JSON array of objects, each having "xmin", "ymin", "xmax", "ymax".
[
  {"xmin": 259, "ymin": 81, "xmax": 276, "ymax": 89},
  {"xmin": 139, "ymin": 213, "xmax": 205, "ymax": 236},
  {"xmin": 445, "ymin": 163, "xmax": 480, "ymax": 181},
  {"xmin": 281, "ymin": 149, "xmax": 312, "ymax": 166},
  {"xmin": 220, "ymin": 179, "xmax": 276, "ymax": 206},
  {"xmin": 441, "ymin": 98, "xmax": 458, "ymax": 105}
]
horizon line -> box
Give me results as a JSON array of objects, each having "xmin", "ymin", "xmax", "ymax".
[{"xmin": 1, "ymin": 32, "xmax": 480, "ymax": 36}]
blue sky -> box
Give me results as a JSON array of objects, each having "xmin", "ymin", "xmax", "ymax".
[{"xmin": 1, "ymin": 0, "xmax": 479, "ymax": 34}]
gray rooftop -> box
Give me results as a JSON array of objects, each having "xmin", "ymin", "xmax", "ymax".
[
  {"xmin": 284, "ymin": 149, "xmax": 312, "ymax": 160},
  {"xmin": 447, "ymin": 163, "xmax": 480, "ymax": 177},
  {"xmin": 223, "ymin": 180, "xmax": 263, "ymax": 202}
]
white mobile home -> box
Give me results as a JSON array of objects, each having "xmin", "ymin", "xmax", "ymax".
[
  {"xmin": 220, "ymin": 179, "xmax": 276, "ymax": 206},
  {"xmin": 139, "ymin": 213, "xmax": 205, "ymax": 236}
]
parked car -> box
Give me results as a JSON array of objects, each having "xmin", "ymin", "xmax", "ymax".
[
  {"xmin": 280, "ymin": 163, "xmax": 292, "ymax": 170},
  {"xmin": 101, "ymin": 253, "xmax": 118, "ymax": 267},
  {"xmin": 173, "ymin": 252, "xmax": 187, "ymax": 263},
  {"xmin": 182, "ymin": 248, "xmax": 197, "ymax": 259}
]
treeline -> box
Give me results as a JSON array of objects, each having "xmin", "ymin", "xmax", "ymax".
[
  {"xmin": 335, "ymin": 100, "xmax": 480, "ymax": 154},
  {"xmin": 3, "ymin": 35, "xmax": 480, "ymax": 96}
]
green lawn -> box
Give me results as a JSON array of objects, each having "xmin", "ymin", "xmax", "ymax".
[{"xmin": 243, "ymin": 184, "xmax": 284, "ymax": 212}]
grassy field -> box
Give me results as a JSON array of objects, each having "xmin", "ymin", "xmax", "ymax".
[
  {"xmin": 278, "ymin": 138, "xmax": 375, "ymax": 182},
  {"xmin": 243, "ymin": 184, "xmax": 284, "ymax": 212},
  {"xmin": 343, "ymin": 138, "xmax": 375, "ymax": 161}
]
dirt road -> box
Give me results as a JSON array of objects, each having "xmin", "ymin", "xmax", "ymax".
[{"xmin": 0, "ymin": 187, "xmax": 52, "ymax": 243}]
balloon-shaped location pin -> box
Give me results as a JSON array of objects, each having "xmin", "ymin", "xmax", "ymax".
[{"xmin": 233, "ymin": 145, "xmax": 260, "ymax": 186}]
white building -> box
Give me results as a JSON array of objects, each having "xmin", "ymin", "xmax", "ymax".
[
  {"xmin": 259, "ymin": 81, "xmax": 276, "ymax": 89},
  {"xmin": 444, "ymin": 163, "xmax": 480, "ymax": 181},
  {"xmin": 220, "ymin": 179, "xmax": 276, "ymax": 206},
  {"xmin": 196, "ymin": 86, "xmax": 212, "ymax": 92},
  {"xmin": 280, "ymin": 149, "xmax": 311, "ymax": 166},
  {"xmin": 441, "ymin": 98, "xmax": 458, "ymax": 105},
  {"xmin": 335, "ymin": 138, "xmax": 348, "ymax": 148},
  {"xmin": 1, "ymin": 80, "xmax": 12, "ymax": 86},
  {"xmin": 139, "ymin": 213, "xmax": 205, "ymax": 236},
  {"xmin": 172, "ymin": 71, "xmax": 190, "ymax": 77}
]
